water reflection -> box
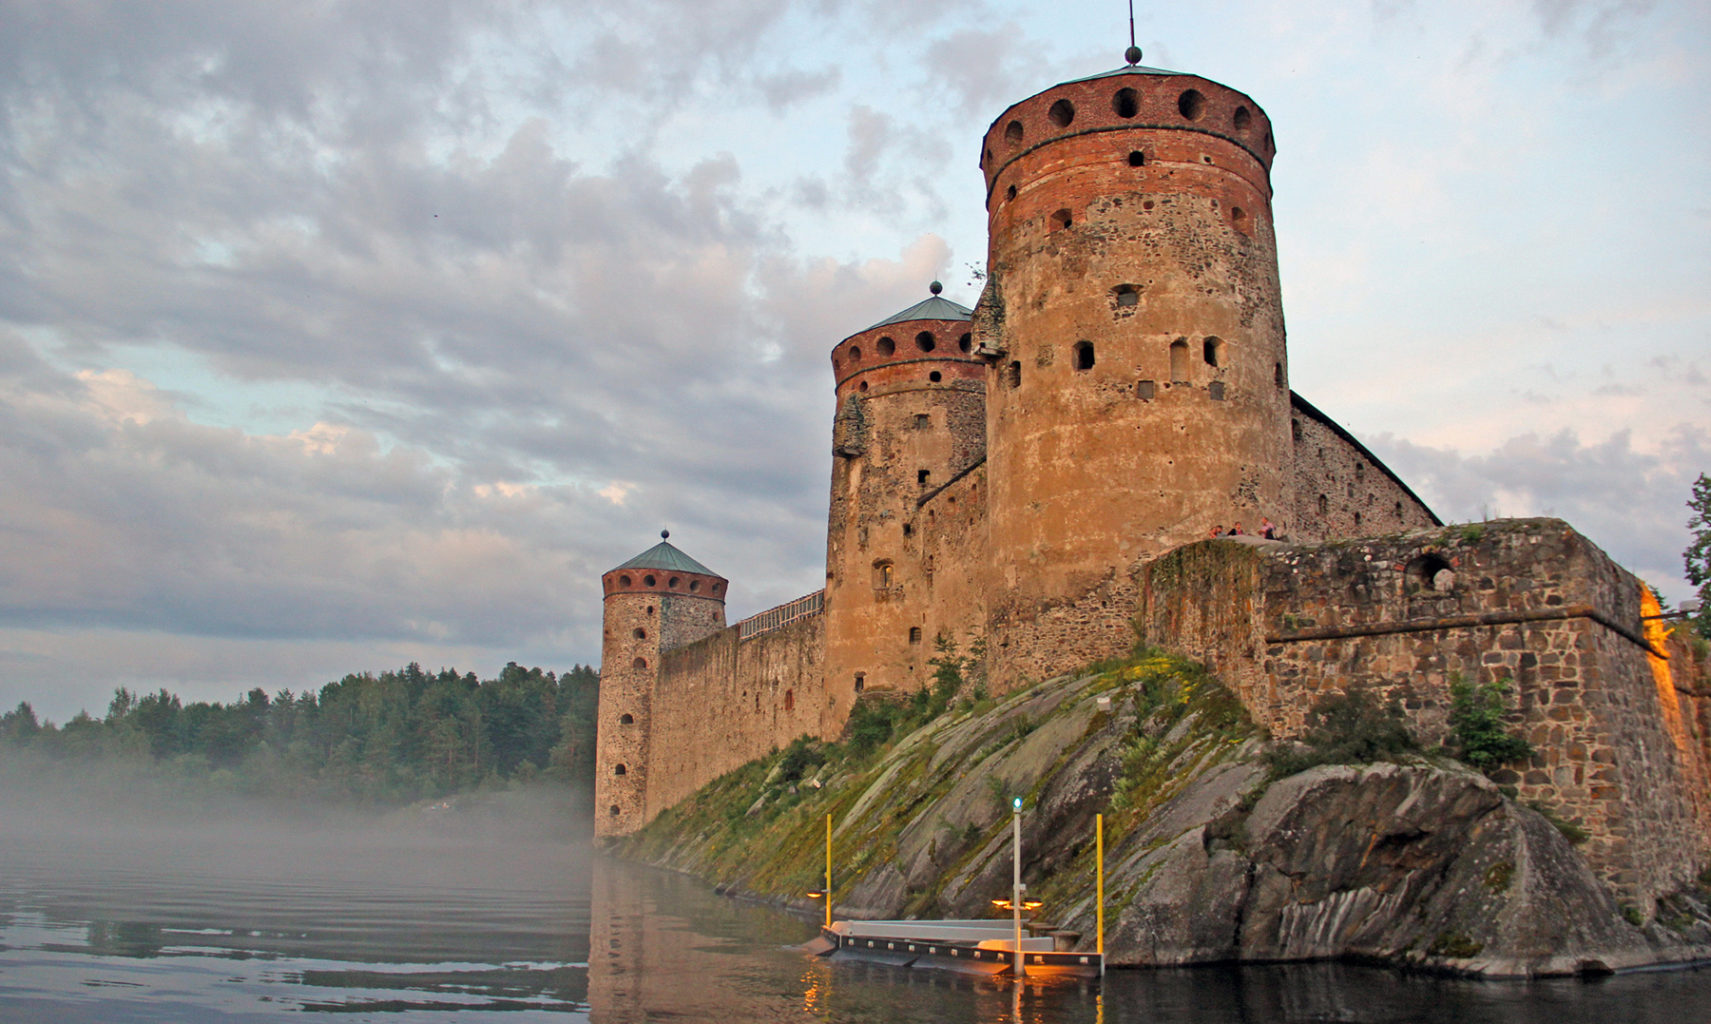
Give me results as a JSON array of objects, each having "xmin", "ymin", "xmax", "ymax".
[{"xmin": 1, "ymin": 796, "xmax": 1709, "ymax": 1022}]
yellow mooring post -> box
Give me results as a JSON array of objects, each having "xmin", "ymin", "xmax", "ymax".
[
  {"xmin": 824, "ymin": 813, "xmax": 833, "ymax": 929},
  {"xmin": 1012, "ymin": 796, "xmax": 1024, "ymax": 978},
  {"xmin": 1096, "ymin": 813, "xmax": 1105, "ymax": 975}
]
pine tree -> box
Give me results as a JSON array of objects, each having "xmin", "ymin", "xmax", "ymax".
[{"xmin": 1687, "ymin": 473, "xmax": 1711, "ymax": 636}]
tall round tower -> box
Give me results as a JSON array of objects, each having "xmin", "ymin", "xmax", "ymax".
[
  {"xmin": 823, "ymin": 285, "xmax": 984, "ymax": 702},
  {"xmin": 594, "ymin": 532, "xmax": 727, "ymax": 837},
  {"xmin": 977, "ymin": 53, "xmax": 1290, "ymax": 607}
]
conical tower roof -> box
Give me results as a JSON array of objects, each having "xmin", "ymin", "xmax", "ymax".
[
  {"xmin": 609, "ymin": 532, "xmax": 721, "ymax": 577},
  {"xmin": 864, "ymin": 282, "xmax": 973, "ymax": 330}
]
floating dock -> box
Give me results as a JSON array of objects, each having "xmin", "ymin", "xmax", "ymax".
[{"xmin": 810, "ymin": 919, "xmax": 1101, "ymax": 977}]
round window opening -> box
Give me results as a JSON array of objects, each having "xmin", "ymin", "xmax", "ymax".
[
  {"xmin": 877, "ymin": 337, "xmax": 896, "ymax": 356},
  {"xmin": 915, "ymin": 331, "xmax": 936, "ymax": 353},
  {"xmin": 1112, "ymin": 87, "xmax": 1139, "ymax": 118},
  {"xmin": 1048, "ymin": 99, "xmax": 1075, "ymax": 128},
  {"xmin": 929, "ymin": 370, "xmax": 943, "ymax": 382},
  {"xmin": 1178, "ymin": 89, "xmax": 1205, "ymax": 120},
  {"xmin": 643, "ymin": 574, "xmax": 655, "ymax": 587}
]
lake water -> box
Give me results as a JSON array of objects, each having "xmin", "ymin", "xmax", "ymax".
[{"xmin": 2, "ymin": 792, "xmax": 1709, "ymax": 1023}]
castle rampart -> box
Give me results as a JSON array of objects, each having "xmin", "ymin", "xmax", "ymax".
[
  {"xmin": 645, "ymin": 608, "xmax": 826, "ymax": 819},
  {"xmin": 1138, "ymin": 519, "xmax": 1711, "ymax": 907}
]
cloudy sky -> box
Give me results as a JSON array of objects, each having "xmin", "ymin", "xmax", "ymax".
[{"xmin": 2, "ymin": 0, "xmax": 1707, "ymax": 722}]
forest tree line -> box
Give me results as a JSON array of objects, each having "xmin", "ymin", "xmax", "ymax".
[{"xmin": 0, "ymin": 662, "xmax": 598, "ymax": 805}]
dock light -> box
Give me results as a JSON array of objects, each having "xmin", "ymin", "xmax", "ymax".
[
  {"xmin": 806, "ymin": 890, "xmax": 826, "ymax": 899},
  {"xmin": 1012, "ymin": 796, "xmax": 1022, "ymax": 811}
]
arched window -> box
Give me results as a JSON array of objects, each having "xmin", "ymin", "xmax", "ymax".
[
  {"xmin": 1006, "ymin": 361, "xmax": 1022, "ymax": 389},
  {"xmin": 784, "ymin": 689, "xmax": 795, "ymax": 712},
  {"xmin": 632, "ymin": 657, "xmax": 647, "ymax": 670},
  {"xmin": 1202, "ymin": 337, "xmax": 1221, "ymax": 368},
  {"xmin": 1170, "ymin": 339, "xmax": 1190, "ymax": 382},
  {"xmin": 632, "ymin": 627, "xmax": 646, "ymax": 640},
  {"xmin": 614, "ymin": 763, "xmax": 627, "ymax": 776},
  {"xmin": 619, "ymin": 713, "xmax": 634, "ymax": 724},
  {"xmin": 908, "ymin": 626, "xmax": 923, "ymax": 644},
  {"xmin": 1005, "ymin": 120, "xmax": 1023, "ymax": 145}
]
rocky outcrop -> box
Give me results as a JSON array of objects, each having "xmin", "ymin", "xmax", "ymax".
[
  {"xmin": 1094, "ymin": 761, "xmax": 1689, "ymax": 976},
  {"xmin": 620, "ymin": 654, "xmax": 1711, "ymax": 977}
]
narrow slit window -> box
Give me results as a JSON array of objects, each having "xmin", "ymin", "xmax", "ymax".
[
  {"xmin": 1170, "ymin": 339, "xmax": 1190, "ymax": 382},
  {"xmin": 1073, "ymin": 341, "xmax": 1095, "ymax": 371}
]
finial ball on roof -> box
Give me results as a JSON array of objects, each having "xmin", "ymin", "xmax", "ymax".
[
  {"xmin": 661, "ymin": 529, "xmax": 670, "ymax": 539},
  {"xmin": 930, "ymin": 281, "xmax": 943, "ymax": 295},
  {"xmin": 1125, "ymin": 45, "xmax": 1142, "ymax": 65}
]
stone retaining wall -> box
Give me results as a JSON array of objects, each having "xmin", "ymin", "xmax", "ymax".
[{"xmin": 1139, "ymin": 519, "xmax": 1711, "ymax": 908}]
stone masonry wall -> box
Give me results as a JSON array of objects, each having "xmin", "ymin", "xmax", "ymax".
[
  {"xmin": 643, "ymin": 610, "xmax": 827, "ymax": 821},
  {"xmin": 1288, "ymin": 397, "xmax": 1437, "ymax": 542},
  {"xmin": 1138, "ymin": 519, "xmax": 1711, "ymax": 908}
]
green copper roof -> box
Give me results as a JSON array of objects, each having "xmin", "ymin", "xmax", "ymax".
[
  {"xmin": 866, "ymin": 293, "xmax": 974, "ymax": 331},
  {"xmin": 611, "ymin": 538, "xmax": 721, "ymax": 577},
  {"xmin": 1064, "ymin": 64, "xmax": 1190, "ymax": 84}
]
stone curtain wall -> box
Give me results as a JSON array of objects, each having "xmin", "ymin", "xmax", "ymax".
[
  {"xmin": 1287, "ymin": 397, "xmax": 1438, "ymax": 543},
  {"xmin": 1140, "ymin": 519, "xmax": 1711, "ymax": 908},
  {"xmin": 643, "ymin": 610, "xmax": 827, "ymax": 820}
]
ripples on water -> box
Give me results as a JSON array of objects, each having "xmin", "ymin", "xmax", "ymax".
[{"xmin": 1, "ymin": 786, "xmax": 1708, "ymax": 1022}]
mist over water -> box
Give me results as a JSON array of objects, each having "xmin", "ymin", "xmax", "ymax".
[{"xmin": 2, "ymin": 767, "xmax": 1710, "ymax": 1022}]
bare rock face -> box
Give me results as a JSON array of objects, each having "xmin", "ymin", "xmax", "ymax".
[{"xmin": 1096, "ymin": 762, "xmax": 1690, "ymax": 976}]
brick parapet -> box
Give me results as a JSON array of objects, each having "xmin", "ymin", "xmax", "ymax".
[{"xmin": 979, "ymin": 70, "xmax": 1275, "ymax": 197}]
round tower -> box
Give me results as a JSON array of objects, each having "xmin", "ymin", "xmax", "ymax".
[
  {"xmin": 823, "ymin": 284, "xmax": 984, "ymax": 702},
  {"xmin": 977, "ymin": 53, "xmax": 1290, "ymax": 606},
  {"xmin": 594, "ymin": 532, "xmax": 727, "ymax": 837}
]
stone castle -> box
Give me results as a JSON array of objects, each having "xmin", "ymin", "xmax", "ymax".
[{"xmin": 595, "ymin": 51, "xmax": 1711, "ymax": 909}]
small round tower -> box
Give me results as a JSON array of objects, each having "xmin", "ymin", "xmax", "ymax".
[
  {"xmin": 823, "ymin": 284, "xmax": 985, "ymax": 703},
  {"xmin": 594, "ymin": 531, "xmax": 727, "ymax": 837},
  {"xmin": 977, "ymin": 52, "xmax": 1291, "ymax": 605}
]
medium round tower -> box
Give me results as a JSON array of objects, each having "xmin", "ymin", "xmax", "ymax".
[
  {"xmin": 823, "ymin": 285, "xmax": 985, "ymax": 701},
  {"xmin": 977, "ymin": 53, "xmax": 1291, "ymax": 605},
  {"xmin": 594, "ymin": 532, "xmax": 727, "ymax": 837}
]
